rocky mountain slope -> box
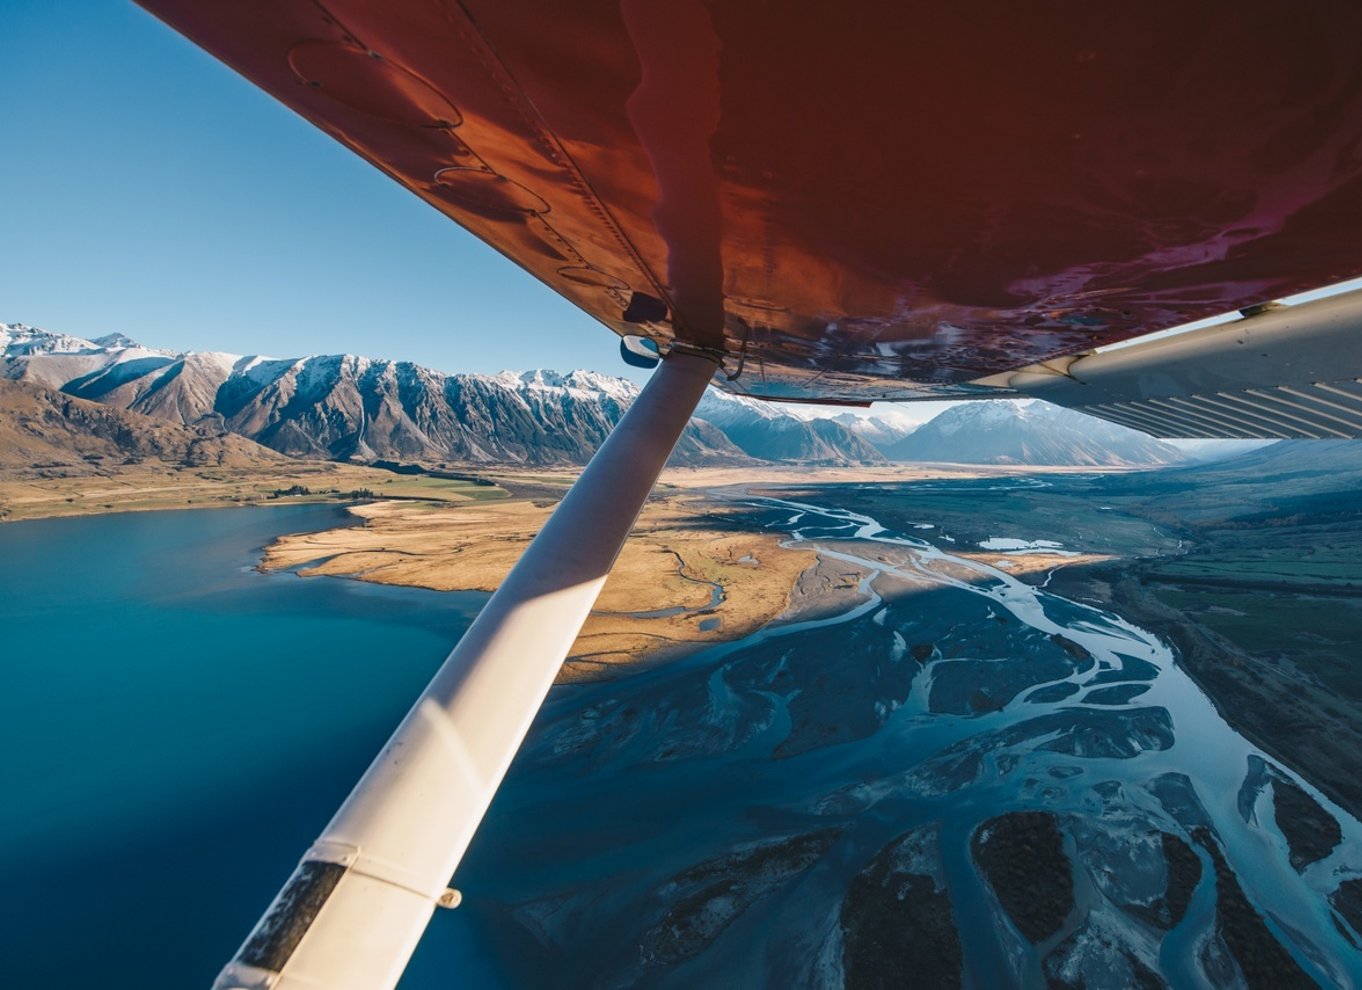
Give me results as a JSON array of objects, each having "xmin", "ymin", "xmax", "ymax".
[
  {"xmin": 1176, "ymin": 437, "xmax": 1362, "ymax": 480},
  {"xmin": 1, "ymin": 324, "xmax": 897, "ymax": 466},
  {"xmin": 1096, "ymin": 438, "xmax": 1362, "ymax": 522},
  {"xmin": 0, "ymin": 378, "xmax": 286, "ymax": 477},
  {"xmin": 881, "ymin": 400, "xmax": 1185, "ymax": 466},
  {"xmin": 829, "ymin": 411, "xmax": 917, "ymax": 450},
  {"xmin": 4, "ymin": 324, "xmax": 1188, "ymax": 469},
  {"xmin": 695, "ymin": 390, "xmax": 885, "ymax": 463}
]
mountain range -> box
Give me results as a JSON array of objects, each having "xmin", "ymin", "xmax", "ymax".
[{"xmin": 1, "ymin": 323, "xmax": 1187, "ymax": 469}]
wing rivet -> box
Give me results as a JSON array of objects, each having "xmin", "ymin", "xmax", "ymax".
[{"xmin": 437, "ymin": 888, "xmax": 463, "ymax": 909}]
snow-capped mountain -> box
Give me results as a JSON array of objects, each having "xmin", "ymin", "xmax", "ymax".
[
  {"xmin": 4, "ymin": 325, "xmax": 680, "ymax": 464},
  {"xmin": 695, "ymin": 389, "xmax": 884, "ymax": 463},
  {"xmin": 0, "ymin": 323, "xmax": 177, "ymax": 390},
  {"xmin": 4, "ymin": 323, "xmax": 1185, "ymax": 469},
  {"xmin": 882, "ymin": 400, "xmax": 1185, "ymax": 466},
  {"xmin": 1, "ymin": 323, "xmax": 135, "ymax": 356},
  {"xmin": 492, "ymin": 368, "xmax": 638, "ymax": 404},
  {"xmin": 828, "ymin": 411, "xmax": 917, "ymax": 451}
]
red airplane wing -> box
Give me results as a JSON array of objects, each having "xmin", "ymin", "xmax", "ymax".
[{"xmin": 135, "ymin": 1, "xmax": 1362, "ymax": 405}]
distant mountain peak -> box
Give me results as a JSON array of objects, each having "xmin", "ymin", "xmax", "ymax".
[
  {"xmin": 931, "ymin": 399, "xmax": 1033, "ymax": 434},
  {"xmin": 830, "ymin": 410, "xmax": 919, "ymax": 448},
  {"xmin": 885, "ymin": 399, "xmax": 1183, "ymax": 466},
  {"xmin": 695, "ymin": 389, "xmax": 886, "ymax": 463},
  {"xmin": 90, "ymin": 332, "xmax": 142, "ymax": 349},
  {"xmin": 2, "ymin": 322, "xmax": 100, "ymax": 357}
]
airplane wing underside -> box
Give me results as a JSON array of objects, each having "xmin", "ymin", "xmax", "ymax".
[{"xmin": 136, "ymin": 0, "xmax": 1362, "ymax": 431}]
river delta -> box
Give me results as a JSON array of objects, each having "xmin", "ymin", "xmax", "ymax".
[
  {"xmin": 4, "ymin": 471, "xmax": 1362, "ymax": 988},
  {"xmin": 423, "ymin": 482, "xmax": 1362, "ymax": 988}
]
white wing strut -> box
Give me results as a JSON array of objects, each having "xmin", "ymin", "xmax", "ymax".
[{"xmin": 215, "ymin": 351, "xmax": 717, "ymax": 990}]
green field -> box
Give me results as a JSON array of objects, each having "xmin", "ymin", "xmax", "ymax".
[{"xmin": 367, "ymin": 475, "xmax": 509, "ymax": 501}]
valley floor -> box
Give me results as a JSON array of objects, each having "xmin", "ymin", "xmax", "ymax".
[
  {"xmin": 256, "ymin": 464, "xmax": 1114, "ymax": 682},
  {"xmin": 0, "ymin": 461, "xmax": 500, "ymax": 521},
  {"xmin": 10, "ymin": 457, "xmax": 1360, "ymax": 828}
]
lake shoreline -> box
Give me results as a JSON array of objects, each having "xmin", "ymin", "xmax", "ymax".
[{"xmin": 258, "ymin": 491, "xmax": 829, "ymax": 683}]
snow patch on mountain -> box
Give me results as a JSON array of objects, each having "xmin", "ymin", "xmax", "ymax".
[
  {"xmin": 493, "ymin": 368, "xmax": 638, "ymax": 403},
  {"xmin": 830, "ymin": 411, "xmax": 918, "ymax": 449},
  {"xmin": 695, "ymin": 387, "xmax": 791, "ymax": 425},
  {"xmin": 885, "ymin": 399, "xmax": 1184, "ymax": 466}
]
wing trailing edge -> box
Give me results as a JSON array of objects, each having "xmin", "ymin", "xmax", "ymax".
[{"xmin": 978, "ymin": 287, "xmax": 1362, "ymax": 439}]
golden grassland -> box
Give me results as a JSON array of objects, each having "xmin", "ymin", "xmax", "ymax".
[
  {"xmin": 262, "ymin": 492, "xmax": 819, "ymax": 682},
  {"xmin": 257, "ymin": 461, "xmax": 1110, "ymax": 680},
  {"xmin": 954, "ymin": 551, "xmax": 1115, "ymax": 576},
  {"xmin": 0, "ymin": 462, "xmax": 504, "ymax": 521}
]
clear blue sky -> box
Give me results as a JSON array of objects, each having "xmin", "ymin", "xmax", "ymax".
[{"xmin": 1, "ymin": 1, "xmax": 630, "ymax": 377}]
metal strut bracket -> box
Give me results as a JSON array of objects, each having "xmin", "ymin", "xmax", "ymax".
[{"xmin": 213, "ymin": 351, "xmax": 717, "ymax": 990}]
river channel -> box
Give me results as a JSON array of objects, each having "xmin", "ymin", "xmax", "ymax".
[{"xmin": 427, "ymin": 490, "xmax": 1362, "ymax": 988}]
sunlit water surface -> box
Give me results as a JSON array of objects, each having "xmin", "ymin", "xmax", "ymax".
[{"xmin": 0, "ymin": 505, "xmax": 485, "ymax": 987}]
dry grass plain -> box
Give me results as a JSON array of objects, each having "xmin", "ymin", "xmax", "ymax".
[
  {"xmin": 0, "ymin": 462, "xmax": 499, "ymax": 520},
  {"xmin": 262, "ymin": 493, "xmax": 819, "ymax": 682}
]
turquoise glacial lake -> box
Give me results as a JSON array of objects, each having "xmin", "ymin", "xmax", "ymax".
[{"xmin": 0, "ymin": 505, "xmax": 489, "ymax": 988}]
